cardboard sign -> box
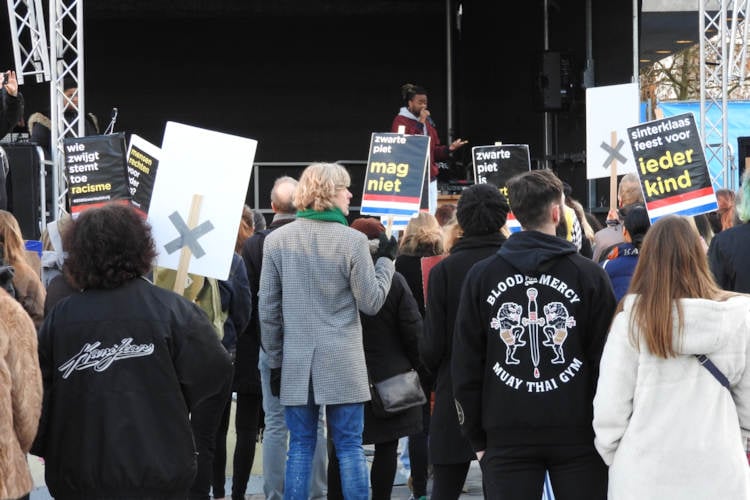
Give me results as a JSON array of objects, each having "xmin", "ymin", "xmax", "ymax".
[
  {"xmin": 472, "ymin": 144, "xmax": 530, "ymax": 233},
  {"xmin": 148, "ymin": 122, "xmax": 257, "ymax": 281},
  {"xmin": 360, "ymin": 132, "xmax": 429, "ymax": 217},
  {"xmin": 586, "ymin": 83, "xmax": 640, "ymax": 180},
  {"xmin": 627, "ymin": 112, "xmax": 718, "ymax": 223},
  {"xmin": 126, "ymin": 134, "xmax": 160, "ymax": 215},
  {"xmin": 64, "ymin": 133, "xmax": 129, "ymax": 215}
]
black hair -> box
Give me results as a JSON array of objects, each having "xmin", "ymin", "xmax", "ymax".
[
  {"xmin": 64, "ymin": 203, "xmax": 157, "ymax": 289},
  {"xmin": 401, "ymin": 83, "xmax": 427, "ymax": 106},
  {"xmin": 623, "ymin": 204, "xmax": 650, "ymax": 249},
  {"xmin": 507, "ymin": 169, "xmax": 564, "ymax": 230}
]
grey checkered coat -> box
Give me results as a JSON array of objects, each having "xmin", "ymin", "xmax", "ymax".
[{"xmin": 259, "ymin": 218, "xmax": 395, "ymax": 405}]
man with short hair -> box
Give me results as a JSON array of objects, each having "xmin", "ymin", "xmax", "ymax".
[
  {"xmin": 241, "ymin": 175, "xmax": 328, "ymax": 499},
  {"xmin": 592, "ymin": 173, "xmax": 645, "ymax": 262},
  {"xmin": 452, "ymin": 169, "xmax": 616, "ymax": 499}
]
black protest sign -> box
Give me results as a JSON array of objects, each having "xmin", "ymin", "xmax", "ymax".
[
  {"xmin": 126, "ymin": 134, "xmax": 160, "ymax": 215},
  {"xmin": 627, "ymin": 113, "xmax": 718, "ymax": 222},
  {"xmin": 472, "ymin": 144, "xmax": 531, "ymax": 200},
  {"xmin": 361, "ymin": 133, "xmax": 430, "ymax": 217},
  {"xmin": 64, "ymin": 133, "xmax": 129, "ymax": 215}
]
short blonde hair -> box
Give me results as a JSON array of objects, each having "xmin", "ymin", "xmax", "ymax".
[
  {"xmin": 399, "ymin": 212, "xmax": 444, "ymax": 256},
  {"xmin": 294, "ymin": 163, "xmax": 351, "ymax": 212}
]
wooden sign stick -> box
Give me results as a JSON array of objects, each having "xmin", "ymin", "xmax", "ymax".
[
  {"xmin": 173, "ymin": 193, "xmax": 203, "ymax": 295},
  {"xmin": 385, "ymin": 215, "xmax": 394, "ymax": 239},
  {"xmin": 609, "ymin": 131, "xmax": 619, "ymax": 216}
]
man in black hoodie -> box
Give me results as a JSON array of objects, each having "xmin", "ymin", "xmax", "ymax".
[{"xmin": 452, "ymin": 169, "xmax": 616, "ymax": 500}]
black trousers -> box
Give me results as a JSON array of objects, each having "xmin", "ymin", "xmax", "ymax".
[
  {"xmin": 328, "ymin": 438, "xmax": 399, "ymax": 500},
  {"xmin": 407, "ymin": 397, "xmax": 431, "ymax": 497},
  {"xmin": 479, "ymin": 443, "xmax": 607, "ymax": 500},
  {"xmin": 210, "ymin": 392, "xmax": 263, "ymax": 500},
  {"xmin": 189, "ymin": 374, "xmax": 233, "ymax": 500},
  {"xmin": 431, "ymin": 461, "xmax": 471, "ymax": 500},
  {"xmin": 231, "ymin": 393, "xmax": 263, "ymax": 499}
]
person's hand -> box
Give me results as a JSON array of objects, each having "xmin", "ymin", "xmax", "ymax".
[
  {"xmin": 418, "ymin": 107, "xmax": 431, "ymax": 124},
  {"xmin": 1, "ymin": 70, "xmax": 18, "ymax": 97},
  {"xmin": 270, "ymin": 367, "xmax": 281, "ymax": 397},
  {"xmin": 449, "ymin": 138, "xmax": 468, "ymax": 151},
  {"xmin": 374, "ymin": 232, "xmax": 398, "ymax": 261}
]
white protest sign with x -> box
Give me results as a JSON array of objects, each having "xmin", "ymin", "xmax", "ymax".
[
  {"xmin": 148, "ymin": 122, "xmax": 257, "ymax": 281},
  {"xmin": 585, "ymin": 82, "xmax": 640, "ymax": 180}
]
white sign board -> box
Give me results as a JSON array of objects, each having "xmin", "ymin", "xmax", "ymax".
[
  {"xmin": 148, "ymin": 122, "xmax": 257, "ymax": 280},
  {"xmin": 585, "ymin": 82, "xmax": 640, "ymax": 179}
]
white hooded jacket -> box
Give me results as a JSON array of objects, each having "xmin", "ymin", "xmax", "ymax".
[{"xmin": 594, "ymin": 294, "xmax": 750, "ymax": 500}]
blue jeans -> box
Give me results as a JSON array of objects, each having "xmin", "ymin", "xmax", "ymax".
[
  {"xmin": 260, "ymin": 350, "xmax": 327, "ymax": 500},
  {"xmin": 285, "ymin": 395, "xmax": 368, "ymax": 500}
]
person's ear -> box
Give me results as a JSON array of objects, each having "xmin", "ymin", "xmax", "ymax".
[{"xmin": 551, "ymin": 203, "xmax": 561, "ymax": 226}]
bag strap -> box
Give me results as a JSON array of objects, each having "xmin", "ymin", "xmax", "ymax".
[{"xmin": 696, "ymin": 354, "xmax": 730, "ymax": 389}]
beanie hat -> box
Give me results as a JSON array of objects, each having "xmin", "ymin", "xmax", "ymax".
[
  {"xmin": 457, "ymin": 183, "xmax": 510, "ymax": 236},
  {"xmin": 351, "ymin": 217, "xmax": 385, "ymax": 240}
]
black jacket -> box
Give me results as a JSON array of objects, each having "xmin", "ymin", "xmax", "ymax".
[
  {"xmin": 708, "ymin": 223, "xmax": 750, "ymax": 293},
  {"xmin": 423, "ymin": 232, "xmax": 505, "ymax": 463},
  {"xmin": 32, "ymin": 277, "xmax": 233, "ymax": 499},
  {"xmin": 361, "ymin": 271, "xmax": 424, "ymax": 444},
  {"xmin": 236, "ymin": 215, "xmax": 295, "ymax": 394},
  {"xmin": 452, "ymin": 230, "xmax": 616, "ymax": 452}
]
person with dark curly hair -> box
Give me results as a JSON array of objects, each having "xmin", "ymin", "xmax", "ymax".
[{"xmin": 31, "ymin": 202, "xmax": 233, "ymax": 500}]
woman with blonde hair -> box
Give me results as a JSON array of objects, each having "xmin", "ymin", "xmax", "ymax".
[
  {"xmin": 395, "ymin": 211, "xmax": 443, "ymax": 500},
  {"xmin": 594, "ymin": 215, "xmax": 750, "ymax": 499},
  {"xmin": 0, "ymin": 210, "xmax": 45, "ymax": 327},
  {"xmin": 259, "ymin": 162, "xmax": 397, "ymax": 500}
]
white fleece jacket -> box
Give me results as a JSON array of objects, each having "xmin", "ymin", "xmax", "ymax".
[{"xmin": 594, "ymin": 294, "xmax": 750, "ymax": 500}]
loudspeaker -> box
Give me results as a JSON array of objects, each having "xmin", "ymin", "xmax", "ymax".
[
  {"xmin": 535, "ymin": 51, "xmax": 573, "ymax": 111},
  {"xmin": 3, "ymin": 142, "xmax": 47, "ymax": 240}
]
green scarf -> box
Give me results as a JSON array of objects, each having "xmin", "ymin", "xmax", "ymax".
[{"xmin": 296, "ymin": 207, "xmax": 349, "ymax": 226}]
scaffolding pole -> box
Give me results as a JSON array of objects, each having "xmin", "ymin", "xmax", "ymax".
[
  {"xmin": 700, "ymin": 0, "xmax": 740, "ymax": 190},
  {"xmin": 49, "ymin": 0, "xmax": 84, "ymax": 220},
  {"xmin": 5, "ymin": 0, "xmax": 50, "ymax": 85}
]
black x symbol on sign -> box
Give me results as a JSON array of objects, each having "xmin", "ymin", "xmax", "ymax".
[
  {"xmin": 601, "ymin": 139, "xmax": 627, "ymax": 168},
  {"xmin": 164, "ymin": 211, "xmax": 214, "ymax": 258}
]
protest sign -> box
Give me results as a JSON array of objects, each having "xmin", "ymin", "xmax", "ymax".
[
  {"xmin": 360, "ymin": 132, "xmax": 429, "ymax": 217},
  {"xmin": 586, "ymin": 83, "xmax": 640, "ymax": 180},
  {"xmin": 148, "ymin": 122, "xmax": 257, "ymax": 281},
  {"xmin": 627, "ymin": 112, "xmax": 718, "ymax": 223},
  {"xmin": 472, "ymin": 144, "xmax": 530, "ymax": 232},
  {"xmin": 64, "ymin": 133, "xmax": 129, "ymax": 215},
  {"xmin": 126, "ymin": 134, "xmax": 160, "ymax": 215}
]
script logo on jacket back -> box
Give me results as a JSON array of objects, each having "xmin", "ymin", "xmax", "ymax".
[{"xmin": 58, "ymin": 337, "xmax": 155, "ymax": 379}]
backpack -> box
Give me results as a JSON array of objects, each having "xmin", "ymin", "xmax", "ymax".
[{"xmin": 152, "ymin": 266, "xmax": 227, "ymax": 339}]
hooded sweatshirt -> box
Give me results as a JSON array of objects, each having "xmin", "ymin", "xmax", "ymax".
[
  {"xmin": 452, "ymin": 230, "xmax": 616, "ymax": 452},
  {"xmin": 594, "ymin": 295, "xmax": 750, "ymax": 500}
]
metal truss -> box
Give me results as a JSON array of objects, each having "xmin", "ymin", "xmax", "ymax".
[
  {"xmin": 700, "ymin": 0, "xmax": 748, "ymax": 191},
  {"xmin": 5, "ymin": 0, "xmax": 50, "ymax": 84},
  {"xmin": 48, "ymin": 0, "xmax": 84, "ymax": 220},
  {"xmin": 6, "ymin": 0, "xmax": 84, "ymax": 224}
]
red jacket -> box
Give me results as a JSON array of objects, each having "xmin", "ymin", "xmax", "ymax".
[{"xmin": 391, "ymin": 113, "xmax": 450, "ymax": 180}]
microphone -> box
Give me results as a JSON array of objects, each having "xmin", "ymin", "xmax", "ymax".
[
  {"xmin": 426, "ymin": 115, "xmax": 436, "ymax": 127},
  {"xmin": 103, "ymin": 107, "xmax": 118, "ymax": 135}
]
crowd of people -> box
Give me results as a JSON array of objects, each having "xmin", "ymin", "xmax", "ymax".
[{"xmin": 1, "ymin": 72, "xmax": 750, "ymax": 500}]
